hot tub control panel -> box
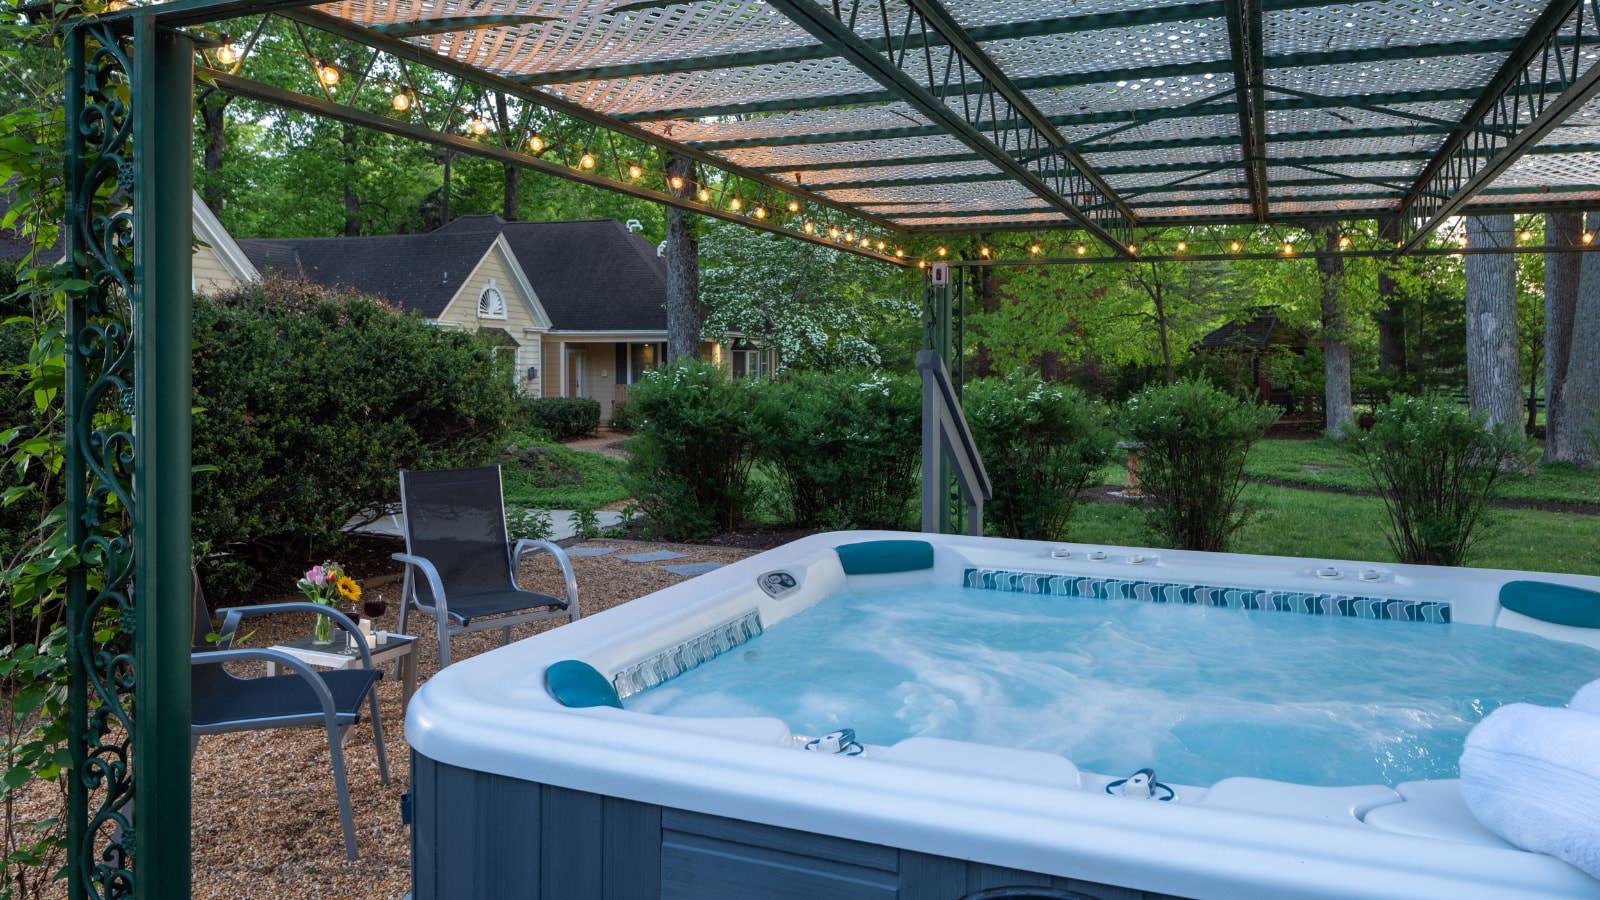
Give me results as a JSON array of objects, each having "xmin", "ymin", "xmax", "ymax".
[{"xmin": 758, "ymin": 570, "xmax": 801, "ymax": 599}]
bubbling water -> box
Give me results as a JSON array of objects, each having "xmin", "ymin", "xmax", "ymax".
[{"xmin": 624, "ymin": 584, "xmax": 1600, "ymax": 786}]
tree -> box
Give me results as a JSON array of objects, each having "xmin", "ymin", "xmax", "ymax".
[
  {"xmin": 1375, "ymin": 217, "xmax": 1407, "ymax": 379},
  {"xmin": 662, "ymin": 151, "xmax": 704, "ymax": 361},
  {"xmin": 1545, "ymin": 212, "xmax": 1584, "ymax": 460},
  {"xmin": 1551, "ymin": 211, "xmax": 1600, "ymax": 463},
  {"xmin": 1314, "ymin": 223, "xmax": 1354, "ymax": 437},
  {"xmin": 1463, "ymin": 215, "xmax": 1523, "ymax": 432}
]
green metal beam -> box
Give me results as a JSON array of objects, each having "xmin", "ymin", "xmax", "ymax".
[
  {"xmin": 1223, "ymin": 0, "xmax": 1268, "ymax": 220},
  {"xmin": 614, "ymin": 37, "xmax": 1550, "ymax": 123},
  {"xmin": 369, "ymin": 14, "xmax": 554, "ymax": 38}
]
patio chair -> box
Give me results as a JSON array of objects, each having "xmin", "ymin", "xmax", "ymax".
[
  {"xmin": 393, "ymin": 465, "xmax": 581, "ymax": 669},
  {"xmin": 189, "ymin": 567, "xmax": 389, "ymax": 861}
]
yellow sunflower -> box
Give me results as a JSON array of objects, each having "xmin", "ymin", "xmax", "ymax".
[{"xmin": 335, "ymin": 575, "xmax": 361, "ymax": 602}]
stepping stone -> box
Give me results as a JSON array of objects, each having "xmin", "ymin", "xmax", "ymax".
[
  {"xmin": 564, "ymin": 546, "xmax": 620, "ymax": 557},
  {"xmin": 619, "ymin": 550, "xmax": 690, "ymax": 563},
  {"xmin": 662, "ymin": 562, "xmax": 724, "ymax": 577}
]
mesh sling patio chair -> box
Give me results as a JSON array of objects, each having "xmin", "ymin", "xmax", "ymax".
[
  {"xmin": 189, "ymin": 567, "xmax": 390, "ymax": 861},
  {"xmin": 393, "ymin": 465, "xmax": 580, "ymax": 669}
]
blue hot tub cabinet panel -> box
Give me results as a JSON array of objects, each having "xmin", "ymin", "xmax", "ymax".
[
  {"xmin": 410, "ymin": 753, "xmax": 1188, "ymax": 900},
  {"xmin": 545, "ymin": 659, "xmax": 622, "ymax": 709},
  {"xmin": 964, "ymin": 568, "xmax": 1451, "ymax": 624},
  {"xmin": 1500, "ymin": 580, "xmax": 1600, "ymax": 628},
  {"xmin": 835, "ymin": 539, "xmax": 936, "ymax": 576}
]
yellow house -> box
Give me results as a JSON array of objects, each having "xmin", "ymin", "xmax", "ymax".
[{"xmin": 238, "ymin": 215, "xmax": 767, "ymax": 421}]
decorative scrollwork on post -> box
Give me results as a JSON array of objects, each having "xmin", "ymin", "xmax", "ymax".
[{"xmin": 65, "ymin": 21, "xmax": 139, "ymax": 900}]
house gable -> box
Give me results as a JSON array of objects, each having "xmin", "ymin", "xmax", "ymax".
[{"xmin": 433, "ymin": 234, "xmax": 551, "ymax": 331}]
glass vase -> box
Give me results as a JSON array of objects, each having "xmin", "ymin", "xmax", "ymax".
[{"xmin": 313, "ymin": 607, "xmax": 334, "ymax": 645}]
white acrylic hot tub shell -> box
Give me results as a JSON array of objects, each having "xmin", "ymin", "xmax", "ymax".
[{"xmin": 406, "ymin": 531, "xmax": 1600, "ymax": 899}]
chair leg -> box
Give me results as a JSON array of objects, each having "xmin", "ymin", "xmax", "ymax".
[
  {"xmin": 437, "ymin": 614, "xmax": 452, "ymax": 670},
  {"xmin": 396, "ymin": 590, "xmax": 410, "ymax": 637},
  {"xmin": 326, "ymin": 719, "xmax": 359, "ymax": 861},
  {"xmin": 367, "ymin": 688, "xmax": 390, "ymax": 785}
]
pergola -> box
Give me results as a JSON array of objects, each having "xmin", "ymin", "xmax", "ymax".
[{"xmin": 54, "ymin": 0, "xmax": 1600, "ymax": 896}]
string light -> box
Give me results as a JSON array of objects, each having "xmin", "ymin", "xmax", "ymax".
[
  {"xmin": 390, "ymin": 91, "xmax": 412, "ymax": 112},
  {"xmin": 829, "ymin": 226, "xmax": 841, "ymax": 240},
  {"xmin": 979, "ymin": 246, "xmax": 991, "ymax": 258},
  {"xmin": 803, "ymin": 221, "xmax": 815, "ymax": 234},
  {"xmin": 1585, "ymin": 231, "xmax": 1595, "ymax": 245},
  {"xmin": 528, "ymin": 134, "xmax": 545, "ymax": 153},
  {"xmin": 1074, "ymin": 243, "xmax": 1086, "ymax": 256},
  {"xmin": 787, "ymin": 200, "xmax": 800, "ymax": 213},
  {"xmin": 216, "ymin": 44, "xmax": 239, "ymax": 66},
  {"xmin": 918, "ymin": 260, "xmax": 927, "ymax": 269},
  {"xmin": 1031, "ymin": 243, "xmax": 1045, "ymax": 256},
  {"xmin": 895, "ymin": 248, "xmax": 905, "ymax": 258},
  {"xmin": 468, "ymin": 115, "xmax": 490, "ymax": 136},
  {"xmin": 669, "ymin": 175, "xmax": 684, "ymax": 190},
  {"xmin": 936, "ymin": 246, "xmax": 947, "ymax": 257},
  {"xmin": 1518, "ymin": 227, "xmax": 1534, "ymax": 242},
  {"xmin": 1127, "ymin": 244, "xmax": 1137, "ymax": 255},
  {"xmin": 627, "ymin": 164, "xmax": 643, "ymax": 180},
  {"xmin": 1229, "ymin": 240, "xmax": 1242, "ymax": 253},
  {"xmin": 579, "ymin": 151, "xmax": 596, "ymax": 169},
  {"xmin": 845, "ymin": 229, "xmax": 855, "ymax": 242},
  {"xmin": 315, "ymin": 61, "xmax": 341, "ymax": 86},
  {"xmin": 860, "ymin": 237, "xmax": 871, "ymax": 248},
  {"xmin": 1175, "ymin": 241, "xmax": 1187, "ymax": 253},
  {"xmin": 728, "ymin": 197, "xmax": 742, "ymax": 211},
  {"xmin": 754, "ymin": 205, "xmax": 767, "ymax": 219},
  {"xmin": 876, "ymin": 240, "xmax": 886, "ymax": 251},
  {"xmin": 1337, "ymin": 235, "xmax": 1351, "ymax": 249},
  {"xmin": 1282, "ymin": 241, "xmax": 1295, "ymax": 255},
  {"xmin": 697, "ymin": 187, "xmax": 711, "ymax": 202}
]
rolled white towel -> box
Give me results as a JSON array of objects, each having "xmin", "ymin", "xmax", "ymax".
[
  {"xmin": 1460, "ymin": 702, "xmax": 1600, "ymax": 879},
  {"xmin": 1570, "ymin": 678, "xmax": 1600, "ymax": 715}
]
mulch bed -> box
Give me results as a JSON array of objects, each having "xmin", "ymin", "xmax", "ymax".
[{"xmin": 178, "ymin": 539, "xmax": 754, "ymax": 899}]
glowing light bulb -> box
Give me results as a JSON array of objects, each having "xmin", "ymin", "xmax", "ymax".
[
  {"xmin": 1282, "ymin": 241, "xmax": 1294, "ymax": 255},
  {"xmin": 845, "ymin": 229, "xmax": 855, "ymax": 242},
  {"xmin": 528, "ymin": 134, "xmax": 545, "ymax": 153},
  {"xmin": 1519, "ymin": 228, "xmax": 1533, "ymax": 242},
  {"xmin": 1032, "ymin": 243, "xmax": 1045, "ymax": 256},
  {"xmin": 316, "ymin": 62, "xmax": 341, "ymax": 86},
  {"xmin": 787, "ymin": 200, "xmax": 800, "ymax": 213},
  {"xmin": 105, "ymin": 0, "xmax": 126, "ymax": 11},
  {"xmin": 1338, "ymin": 235, "xmax": 1351, "ymax": 249},
  {"xmin": 876, "ymin": 240, "xmax": 886, "ymax": 251},
  {"xmin": 579, "ymin": 152, "xmax": 596, "ymax": 169},
  {"xmin": 1229, "ymin": 240, "xmax": 1241, "ymax": 253},
  {"xmin": 216, "ymin": 44, "xmax": 239, "ymax": 66},
  {"xmin": 803, "ymin": 221, "xmax": 815, "ymax": 234},
  {"xmin": 936, "ymin": 246, "xmax": 947, "ymax": 257},
  {"xmin": 1175, "ymin": 241, "xmax": 1187, "ymax": 252},
  {"xmin": 697, "ymin": 188, "xmax": 711, "ymax": 202},
  {"xmin": 468, "ymin": 116, "xmax": 490, "ymax": 136},
  {"xmin": 918, "ymin": 260, "xmax": 927, "ymax": 269},
  {"xmin": 1127, "ymin": 243, "xmax": 1137, "ymax": 255},
  {"xmin": 1074, "ymin": 243, "xmax": 1085, "ymax": 256},
  {"xmin": 860, "ymin": 237, "xmax": 871, "ymax": 248},
  {"xmin": 979, "ymin": 246, "xmax": 990, "ymax": 258},
  {"xmin": 1457, "ymin": 233, "xmax": 1469, "ymax": 248},
  {"xmin": 895, "ymin": 248, "xmax": 905, "ymax": 258},
  {"xmin": 754, "ymin": 206, "xmax": 767, "ymax": 219},
  {"xmin": 1585, "ymin": 231, "xmax": 1595, "ymax": 245},
  {"xmin": 669, "ymin": 175, "xmax": 684, "ymax": 190},
  {"xmin": 829, "ymin": 227, "xmax": 840, "ymax": 239},
  {"xmin": 729, "ymin": 197, "xmax": 742, "ymax": 211},
  {"xmin": 628, "ymin": 164, "xmax": 643, "ymax": 180},
  {"xmin": 390, "ymin": 91, "xmax": 412, "ymax": 112}
]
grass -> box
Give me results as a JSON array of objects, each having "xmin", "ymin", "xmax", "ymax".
[
  {"xmin": 1069, "ymin": 483, "xmax": 1600, "ymax": 576},
  {"xmin": 1241, "ymin": 438, "xmax": 1600, "ymax": 506},
  {"xmin": 500, "ymin": 438, "xmax": 630, "ymax": 510}
]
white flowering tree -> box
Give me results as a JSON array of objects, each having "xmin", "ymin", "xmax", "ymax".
[{"xmin": 700, "ymin": 222, "xmax": 917, "ymax": 371}]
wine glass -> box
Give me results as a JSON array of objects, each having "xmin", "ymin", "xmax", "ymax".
[{"xmin": 363, "ymin": 592, "xmax": 387, "ymax": 621}]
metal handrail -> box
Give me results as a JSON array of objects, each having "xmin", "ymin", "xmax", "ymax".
[{"xmin": 917, "ymin": 350, "xmax": 993, "ymax": 535}]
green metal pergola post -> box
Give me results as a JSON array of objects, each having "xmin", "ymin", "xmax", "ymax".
[
  {"xmin": 130, "ymin": 19, "xmax": 196, "ymax": 900},
  {"xmin": 923, "ymin": 265, "xmax": 953, "ymax": 532}
]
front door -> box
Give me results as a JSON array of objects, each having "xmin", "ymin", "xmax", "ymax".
[{"xmin": 566, "ymin": 349, "xmax": 586, "ymax": 398}]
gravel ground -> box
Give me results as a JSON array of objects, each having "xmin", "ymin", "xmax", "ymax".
[{"xmin": 184, "ymin": 539, "xmax": 754, "ymax": 900}]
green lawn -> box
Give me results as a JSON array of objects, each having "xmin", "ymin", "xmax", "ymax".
[
  {"xmin": 1069, "ymin": 483, "xmax": 1600, "ymax": 576},
  {"xmin": 500, "ymin": 438, "xmax": 630, "ymax": 510},
  {"xmin": 1241, "ymin": 438, "xmax": 1600, "ymax": 505}
]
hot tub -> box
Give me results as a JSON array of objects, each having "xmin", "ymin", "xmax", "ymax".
[{"xmin": 406, "ymin": 532, "xmax": 1600, "ymax": 899}]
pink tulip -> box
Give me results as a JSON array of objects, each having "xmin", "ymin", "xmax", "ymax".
[{"xmin": 306, "ymin": 565, "xmax": 328, "ymax": 586}]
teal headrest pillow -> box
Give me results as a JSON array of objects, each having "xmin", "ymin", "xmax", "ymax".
[
  {"xmin": 1500, "ymin": 581, "xmax": 1600, "ymax": 629},
  {"xmin": 545, "ymin": 659, "xmax": 622, "ymax": 709},
  {"xmin": 835, "ymin": 539, "xmax": 935, "ymax": 575}
]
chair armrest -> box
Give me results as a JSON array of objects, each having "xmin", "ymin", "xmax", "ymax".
[
  {"xmin": 391, "ymin": 553, "xmax": 451, "ymax": 621},
  {"xmin": 212, "ymin": 602, "xmax": 376, "ymax": 670},
  {"xmin": 512, "ymin": 540, "xmax": 580, "ymax": 615},
  {"xmin": 191, "ymin": 647, "xmax": 341, "ymax": 722}
]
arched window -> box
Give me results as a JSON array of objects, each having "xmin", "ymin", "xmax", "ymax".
[{"xmin": 477, "ymin": 283, "xmax": 507, "ymax": 319}]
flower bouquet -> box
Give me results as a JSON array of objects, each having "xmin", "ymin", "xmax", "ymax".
[{"xmin": 296, "ymin": 562, "xmax": 362, "ymax": 645}]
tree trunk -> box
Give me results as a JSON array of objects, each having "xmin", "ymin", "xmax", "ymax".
[
  {"xmin": 1552, "ymin": 211, "xmax": 1600, "ymax": 463},
  {"xmin": 441, "ymin": 151, "xmax": 453, "ymax": 225},
  {"xmin": 1464, "ymin": 215, "xmax": 1523, "ymax": 432},
  {"xmin": 199, "ymin": 93, "xmax": 230, "ymax": 212},
  {"xmin": 970, "ymin": 243, "xmax": 1003, "ymax": 377},
  {"xmin": 341, "ymin": 122, "xmax": 360, "ymax": 237},
  {"xmin": 1150, "ymin": 274, "xmax": 1174, "ymax": 384},
  {"xmin": 1543, "ymin": 211, "xmax": 1583, "ymax": 459},
  {"xmin": 1376, "ymin": 216, "xmax": 1406, "ymax": 381},
  {"xmin": 663, "ymin": 152, "xmax": 705, "ymax": 362},
  {"xmin": 1316, "ymin": 224, "xmax": 1354, "ymax": 438},
  {"xmin": 495, "ymin": 94, "xmax": 518, "ymax": 219}
]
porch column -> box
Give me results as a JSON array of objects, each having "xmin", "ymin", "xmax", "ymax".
[{"xmin": 559, "ymin": 340, "xmax": 568, "ymax": 396}]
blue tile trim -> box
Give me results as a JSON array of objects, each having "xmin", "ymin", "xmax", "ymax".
[
  {"xmin": 612, "ymin": 609, "xmax": 764, "ymax": 699},
  {"xmin": 962, "ymin": 568, "xmax": 1451, "ymax": 624}
]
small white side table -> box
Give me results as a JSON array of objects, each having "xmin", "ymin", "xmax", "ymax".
[{"xmin": 264, "ymin": 632, "xmax": 419, "ymax": 709}]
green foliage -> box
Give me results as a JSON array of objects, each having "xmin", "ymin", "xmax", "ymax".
[
  {"xmin": 571, "ymin": 507, "xmax": 602, "ymax": 541},
  {"xmin": 1349, "ymin": 395, "xmax": 1531, "ymax": 566},
  {"xmin": 607, "ymin": 399, "xmax": 641, "ymax": 433},
  {"xmin": 752, "ymin": 371, "xmax": 921, "ymax": 528},
  {"xmin": 623, "ymin": 360, "xmax": 761, "ymax": 539},
  {"xmin": 965, "ymin": 375, "xmax": 1115, "ymax": 540},
  {"xmin": 521, "ymin": 396, "xmax": 600, "ymax": 441},
  {"xmin": 192, "ymin": 277, "xmax": 515, "ymax": 595},
  {"xmin": 1121, "ymin": 379, "xmax": 1279, "ymax": 551},
  {"xmin": 499, "ymin": 433, "xmax": 629, "ymax": 511}
]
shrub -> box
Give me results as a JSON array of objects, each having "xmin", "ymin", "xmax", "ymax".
[
  {"xmin": 522, "ymin": 396, "xmax": 600, "ymax": 441},
  {"xmin": 965, "ymin": 375, "xmax": 1115, "ymax": 540},
  {"xmin": 1349, "ymin": 395, "xmax": 1529, "ymax": 566},
  {"xmin": 193, "ymin": 277, "xmax": 516, "ymax": 595},
  {"xmin": 1121, "ymin": 379, "xmax": 1279, "ymax": 551},
  {"xmin": 608, "ymin": 398, "xmax": 641, "ymax": 433},
  {"xmin": 753, "ymin": 371, "xmax": 920, "ymax": 528},
  {"xmin": 624, "ymin": 359, "xmax": 761, "ymax": 538}
]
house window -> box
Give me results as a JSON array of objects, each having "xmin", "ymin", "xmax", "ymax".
[
  {"xmin": 731, "ymin": 341, "xmax": 772, "ymax": 379},
  {"xmin": 477, "ymin": 282, "xmax": 507, "ymax": 320}
]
